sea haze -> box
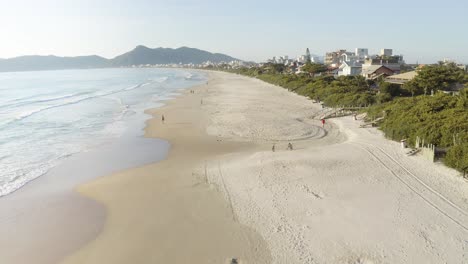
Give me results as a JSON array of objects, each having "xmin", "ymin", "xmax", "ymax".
[{"xmin": 0, "ymin": 68, "xmax": 206, "ymax": 196}]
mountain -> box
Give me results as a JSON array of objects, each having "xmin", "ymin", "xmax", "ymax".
[
  {"xmin": 0, "ymin": 46, "xmax": 240, "ymax": 72},
  {"xmin": 0, "ymin": 55, "xmax": 109, "ymax": 72},
  {"xmin": 110, "ymin": 46, "xmax": 238, "ymax": 66}
]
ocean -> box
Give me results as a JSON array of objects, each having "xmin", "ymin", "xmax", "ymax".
[{"xmin": 0, "ymin": 68, "xmax": 206, "ymax": 196}]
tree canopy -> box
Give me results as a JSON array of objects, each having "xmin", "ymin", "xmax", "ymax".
[
  {"xmin": 301, "ymin": 63, "xmax": 327, "ymax": 76},
  {"xmin": 404, "ymin": 63, "xmax": 465, "ymax": 95}
]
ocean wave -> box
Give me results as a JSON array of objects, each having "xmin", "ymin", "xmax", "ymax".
[
  {"xmin": 0, "ymin": 69, "xmax": 207, "ymax": 197},
  {"xmin": 156, "ymin": 76, "xmax": 169, "ymax": 83},
  {"xmin": 184, "ymin": 73, "xmax": 194, "ymax": 80},
  {"xmin": 124, "ymin": 81, "xmax": 152, "ymax": 91},
  {"xmin": 1, "ymin": 81, "xmax": 150, "ymax": 129},
  {"xmin": 0, "ymin": 163, "xmax": 50, "ymax": 197},
  {"xmin": 0, "ymin": 152, "xmax": 77, "ymax": 197},
  {"xmin": 0, "ymin": 92, "xmax": 88, "ymax": 111}
]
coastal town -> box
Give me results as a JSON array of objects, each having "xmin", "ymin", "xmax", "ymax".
[{"xmin": 135, "ymin": 47, "xmax": 467, "ymax": 90}]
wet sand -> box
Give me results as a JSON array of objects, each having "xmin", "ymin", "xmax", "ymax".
[{"xmin": 0, "ymin": 136, "xmax": 170, "ymax": 264}]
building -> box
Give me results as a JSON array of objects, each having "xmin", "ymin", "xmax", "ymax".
[
  {"xmin": 311, "ymin": 56, "xmax": 321, "ymax": 63},
  {"xmin": 363, "ymin": 57, "xmax": 401, "ymax": 73},
  {"xmin": 325, "ymin": 50, "xmax": 348, "ymax": 66},
  {"xmin": 340, "ymin": 52, "xmax": 358, "ymax": 63},
  {"xmin": 361, "ymin": 65, "xmax": 395, "ymax": 80},
  {"xmin": 355, "ymin": 48, "xmax": 369, "ymax": 60},
  {"xmin": 267, "ymin": 55, "xmax": 291, "ymax": 65},
  {"xmin": 380, "ymin": 49, "xmax": 393, "ymax": 56},
  {"xmin": 385, "ymin": 71, "xmax": 418, "ymax": 85},
  {"xmin": 338, "ymin": 61, "xmax": 362, "ymax": 76}
]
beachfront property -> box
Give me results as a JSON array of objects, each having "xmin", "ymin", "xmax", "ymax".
[
  {"xmin": 361, "ymin": 65, "xmax": 395, "ymax": 80},
  {"xmin": 362, "ymin": 56, "xmax": 402, "ymax": 74},
  {"xmin": 323, "ymin": 48, "xmax": 406, "ymax": 77},
  {"xmin": 325, "ymin": 50, "xmax": 350, "ymax": 67},
  {"xmin": 268, "ymin": 55, "xmax": 291, "ymax": 65},
  {"xmin": 385, "ymin": 70, "xmax": 418, "ymax": 84},
  {"xmin": 338, "ymin": 60, "xmax": 362, "ymax": 76},
  {"xmin": 325, "ymin": 48, "xmax": 371, "ymax": 67}
]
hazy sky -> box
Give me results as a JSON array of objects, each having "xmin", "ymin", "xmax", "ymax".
[{"xmin": 1, "ymin": 0, "xmax": 467, "ymax": 63}]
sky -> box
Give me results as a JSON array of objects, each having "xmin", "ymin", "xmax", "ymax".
[{"xmin": 0, "ymin": 0, "xmax": 467, "ymax": 64}]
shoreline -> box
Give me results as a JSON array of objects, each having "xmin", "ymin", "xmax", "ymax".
[
  {"xmin": 3, "ymin": 70, "xmax": 467, "ymax": 263},
  {"xmin": 60, "ymin": 71, "xmax": 468, "ymax": 263},
  {"xmin": 60, "ymin": 73, "xmax": 272, "ymax": 264},
  {"xmin": 63, "ymin": 70, "xmax": 468, "ymax": 263},
  {"xmin": 0, "ymin": 126, "xmax": 172, "ymax": 264},
  {"xmin": 0, "ymin": 69, "xmax": 202, "ymax": 264}
]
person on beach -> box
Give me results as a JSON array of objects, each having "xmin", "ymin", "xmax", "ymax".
[
  {"xmin": 272, "ymin": 144, "xmax": 275, "ymax": 152},
  {"xmin": 321, "ymin": 118, "xmax": 325, "ymax": 128},
  {"xmin": 162, "ymin": 115, "xmax": 165, "ymax": 123},
  {"xmin": 287, "ymin": 142, "xmax": 293, "ymax": 150}
]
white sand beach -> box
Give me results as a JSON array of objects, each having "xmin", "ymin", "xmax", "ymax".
[
  {"xmin": 200, "ymin": 73, "xmax": 468, "ymax": 263},
  {"xmin": 16, "ymin": 71, "xmax": 467, "ymax": 264}
]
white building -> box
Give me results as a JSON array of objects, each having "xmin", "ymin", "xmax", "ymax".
[
  {"xmin": 311, "ymin": 56, "xmax": 321, "ymax": 63},
  {"xmin": 340, "ymin": 52, "xmax": 358, "ymax": 63},
  {"xmin": 338, "ymin": 61, "xmax": 362, "ymax": 76}
]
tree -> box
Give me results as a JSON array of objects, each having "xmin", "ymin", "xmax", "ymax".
[
  {"xmin": 402, "ymin": 80, "xmax": 423, "ymax": 97},
  {"xmin": 302, "ymin": 63, "xmax": 327, "ymax": 77},
  {"xmin": 264, "ymin": 63, "xmax": 286, "ymax": 74},
  {"xmin": 445, "ymin": 143, "xmax": 468, "ymax": 176},
  {"xmin": 379, "ymin": 82, "xmax": 401, "ymax": 97},
  {"xmin": 305, "ymin": 48, "xmax": 312, "ymax": 64},
  {"xmin": 411, "ymin": 63, "xmax": 465, "ymax": 94}
]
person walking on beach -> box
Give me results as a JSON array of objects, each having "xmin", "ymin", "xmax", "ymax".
[
  {"xmin": 272, "ymin": 144, "xmax": 275, "ymax": 152},
  {"xmin": 162, "ymin": 114, "xmax": 165, "ymax": 124},
  {"xmin": 287, "ymin": 142, "xmax": 293, "ymax": 150},
  {"xmin": 321, "ymin": 118, "xmax": 325, "ymax": 128}
]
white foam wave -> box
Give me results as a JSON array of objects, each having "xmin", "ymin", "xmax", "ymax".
[
  {"xmin": 0, "ymin": 92, "xmax": 87, "ymax": 110},
  {"xmin": 2, "ymin": 82, "xmax": 151, "ymax": 128}
]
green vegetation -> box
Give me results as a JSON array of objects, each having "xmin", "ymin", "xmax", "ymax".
[
  {"xmin": 301, "ymin": 62, "xmax": 328, "ymax": 76},
  {"xmin": 367, "ymin": 91, "xmax": 467, "ymax": 143},
  {"xmin": 445, "ymin": 144, "xmax": 468, "ymax": 174},
  {"xmin": 230, "ymin": 66, "xmax": 376, "ymax": 107},
  {"xmin": 402, "ymin": 63, "xmax": 465, "ymax": 96},
  {"xmin": 224, "ymin": 64, "xmax": 467, "ymax": 174}
]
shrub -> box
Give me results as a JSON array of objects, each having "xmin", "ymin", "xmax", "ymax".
[{"xmin": 445, "ymin": 143, "xmax": 468, "ymax": 176}]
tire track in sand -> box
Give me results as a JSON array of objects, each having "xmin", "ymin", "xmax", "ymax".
[{"xmin": 350, "ymin": 141, "xmax": 468, "ymax": 232}]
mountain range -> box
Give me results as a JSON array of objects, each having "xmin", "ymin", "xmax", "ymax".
[{"xmin": 0, "ymin": 46, "xmax": 240, "ymax": 72}]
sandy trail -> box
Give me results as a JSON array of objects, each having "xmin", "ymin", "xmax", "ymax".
[{"xmin": 202, "ymin": 72, "xmax": 468, "ymax": 263}]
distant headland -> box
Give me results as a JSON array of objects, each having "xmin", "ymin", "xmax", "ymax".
[{"xmin": 0, "ymin": 46, "xmax": 240, "ymax": 72}]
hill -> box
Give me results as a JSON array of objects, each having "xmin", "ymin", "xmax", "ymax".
[
  {"xmin": 0, "ymin": 55, "xmax": 109, "ymax": 72},
  {"xmin": 110, "ymin": 46, "xmax": 238, "ymax": 66},
  {"xmin": 0, "ymin": 46, "xmax": 240, "ymax": 72}
]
